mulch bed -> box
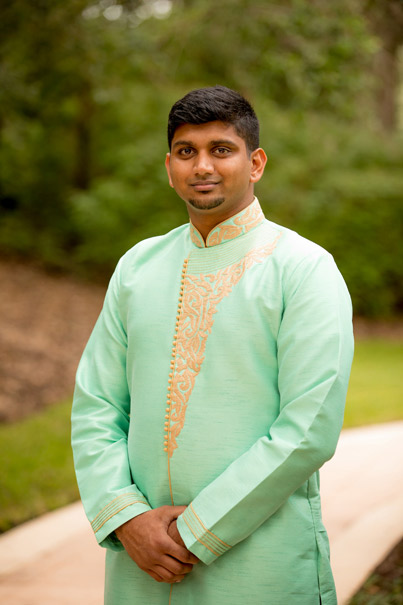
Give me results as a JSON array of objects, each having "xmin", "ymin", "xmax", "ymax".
[
  {"xmin": 0, "ymin": 261, "xmax": 105, "ymax": 422},
  {"xmin": 350, "ymin": 538, "xmax": 403, "ymax": 604}
]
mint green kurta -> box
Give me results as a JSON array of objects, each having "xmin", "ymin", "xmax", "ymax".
[{"xmin": 72, "ymin": 198, "xmax": 354, "ymax": 605}]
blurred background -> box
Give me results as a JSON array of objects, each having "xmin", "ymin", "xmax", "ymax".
[{"xmin": 0, "ymin": 0, "xmax": 402, "ymax": 600}]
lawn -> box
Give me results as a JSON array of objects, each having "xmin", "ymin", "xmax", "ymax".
[
  {"xmin": 343, "ymin": 339, "xmax": 403, "ymax": 428},
  {"xmin": 0, "ymin": 337, "xmax": 402, "ymax": 533},
  {"xmin": 0, "ymin": 399, "xmax": 79, "ymax": 533}
]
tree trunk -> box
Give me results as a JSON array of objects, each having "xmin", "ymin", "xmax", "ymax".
[
  {"xmin": 74, "ymin": 86, "xmax": 93, "ymax": 190},
  {"xmin": 374, "ymin": 43, "xmax": 398, "ymax": 132}
]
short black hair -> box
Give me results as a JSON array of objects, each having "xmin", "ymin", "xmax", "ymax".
[{"xmin": 167, "ymin": 85, "xmax": 260, "ymax": 154}]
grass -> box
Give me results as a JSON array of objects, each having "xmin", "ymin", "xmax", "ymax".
[
  {"xmin": 343, "ymin": 339, "xmax": 403, "ymax": 428},
  {"xmin": 0, "ymin": 399, "xmax": 79, "ymax": 533},
  {"xmin": 0, "ymin": 337, "xmax": 402, "ymax": 534}
]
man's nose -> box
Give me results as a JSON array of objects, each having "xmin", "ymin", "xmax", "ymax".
[{"xmin": 194, "ymin": 151, "xmax": 214, "ymax": 175}]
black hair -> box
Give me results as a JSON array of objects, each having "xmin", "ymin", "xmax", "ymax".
[{"xmin": 167, "ymin": 85, "xmax": 260, "ymax": 154}]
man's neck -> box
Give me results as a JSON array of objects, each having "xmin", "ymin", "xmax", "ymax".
[{"xmin": 188, "ymin": 195, "xmax": 255, "ymax": 243}]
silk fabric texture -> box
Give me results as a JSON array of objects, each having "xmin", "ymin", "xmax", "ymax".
[{"xmin": 72, "ymin": 198, "xmax": 354, "ymax": 604}]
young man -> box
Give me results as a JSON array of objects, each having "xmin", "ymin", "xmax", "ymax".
[{"xmin": 72, "ymin": 86, "xmax": 354, "ymax": 604}]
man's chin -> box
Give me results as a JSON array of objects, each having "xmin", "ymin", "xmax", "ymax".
[{"xmin": 187, "ymin": 196, "xmax": 225, "ymax": 210}]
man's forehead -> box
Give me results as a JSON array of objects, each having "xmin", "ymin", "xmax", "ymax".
[{"xmin": 171, "ymin": 121, "xmax": 243, "ymax": 146}]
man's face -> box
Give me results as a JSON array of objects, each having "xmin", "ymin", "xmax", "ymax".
[{"xmin": 165, "ymin": 121, "xmax": 266, "ymax": 225}]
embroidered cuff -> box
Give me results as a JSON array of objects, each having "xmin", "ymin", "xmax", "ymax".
[
  {"xmin": 177, "ymin": 503, "xmax": 231, "ymax": 565},
  {"xmin": 91, "ymin": 493, "xmax": 151, "ymax": 549}
]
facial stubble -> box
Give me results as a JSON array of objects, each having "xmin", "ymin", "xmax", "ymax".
[{"xmin": 187, "ymin": 197, "xmax": 225, "ymax": 210}]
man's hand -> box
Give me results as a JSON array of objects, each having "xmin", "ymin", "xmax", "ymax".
[
  {"xmin": 115, "ymin": 505, "xmax": 198, "ymax": 583},
  {"xmin": 167, "ymin": 518, "xmax": 186, "ymax": 548}
]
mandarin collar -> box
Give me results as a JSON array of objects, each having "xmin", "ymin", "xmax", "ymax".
[{"xmin": 189, "ymin": 198, "xmax": 265, "ymax": 248}]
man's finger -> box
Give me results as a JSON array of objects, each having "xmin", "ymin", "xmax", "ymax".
[
  {"xmin": 153, "ymin": 565, "xmax": 186, "ymax": 584},
  {"xmin": 159, "ymin": 505, "xmax": 187, "ymax": 526},
  {"xmin": 161, "ymin": 554, "xmax": 193, "ymax": 575},
  {"xmin": 166, "ymin": 539, "xmax": 199, "ymax": 565}
]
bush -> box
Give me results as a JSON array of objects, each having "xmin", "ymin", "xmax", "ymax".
[{"xmin": 0, "ymin": 88, "xmax": 402, "ymax": 315}]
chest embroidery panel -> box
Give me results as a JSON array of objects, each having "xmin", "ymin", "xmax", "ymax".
[{"xmin": 163, "ymin": 234, "xmax": 282, "ymax": 474}]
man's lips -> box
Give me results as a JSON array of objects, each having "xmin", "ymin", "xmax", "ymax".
[{"xmin": 190, "ymin": 181, "xmax": 220, "ymax": 192}]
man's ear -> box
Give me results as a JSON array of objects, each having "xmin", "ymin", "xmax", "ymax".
[
  {"xmin": 250, "ymin": 148, "xmax": 267, "ymax": 184},
  {"xmin": 165, "ymin": 153, "xmax": 174, "ymax": 188}
]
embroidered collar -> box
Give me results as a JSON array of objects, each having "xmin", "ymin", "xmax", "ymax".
[{"xmin": 189, "ymin": 198, "xmax": 265, "ymax": 248}]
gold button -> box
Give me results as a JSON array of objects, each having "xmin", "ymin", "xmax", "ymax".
[
  {"xmin": 164, "ymin": 448, "xmax": 168, "ymax": 452},
  {"xmin": 165, "ymin": 414, "xmax": 169, "ymax": 419}
]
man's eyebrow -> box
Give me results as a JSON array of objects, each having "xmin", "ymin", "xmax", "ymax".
[
  {"xmin": 172, "ymin": 139, "xmax": 239, "ymax": 149},
  {"xmin": 210, "ymin": 139, "xmax": 238, "ymax": 147},
  {"xmin": 172, "ymin": 140, "xmax": 193, "ymax": 149}
]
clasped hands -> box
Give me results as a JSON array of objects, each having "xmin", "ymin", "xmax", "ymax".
[{"xmin": 115, "ymin": 505, "xmax": 199, "ymax": 584}]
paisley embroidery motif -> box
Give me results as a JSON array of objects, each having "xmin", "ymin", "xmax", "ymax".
[
  {"xmin": 165, "ymin": 236, "xmax": 281, "ymax": 457},
  {"xmin": 207, "ymin": 202, "xmax": 264, "ymax": 246}
]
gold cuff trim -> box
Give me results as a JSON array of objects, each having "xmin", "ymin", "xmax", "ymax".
[
  {"xmin": 182, "ymin": 504, "xmax": 230, "ymax": 557},
  {"xmin": 91, "ymin": 493, "xmax": 148, "ymax": 534}
]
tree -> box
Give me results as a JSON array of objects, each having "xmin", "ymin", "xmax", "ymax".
[{"xmin": 364, "ymin": 0, "xmax": 403, "ymax": 131}]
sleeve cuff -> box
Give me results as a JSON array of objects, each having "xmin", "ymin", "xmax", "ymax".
[
  {"xmin": 176, "ymin": 503, "xmax": 231, "ymax": 565},
  {"xmin": 91, "ymin": 492, "xmax": 152, "ymax": 549}
]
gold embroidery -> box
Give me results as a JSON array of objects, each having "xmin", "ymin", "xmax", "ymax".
[
  {"xmin": 189, "ymin": 503, "xmax": 231, "ymax": 548},
  {"xmin": 182, "ymin": 514, "xmax": 222, "ymax": 557},
  {"xmin": 165, "ymin": 236, "xmax": 281, "ymax": 457},
  {"xmin": 207, "ymin": 224, "xmax": 244, "ymax": 246},
  {"xmin": 190, "ymin": 198, "xmax": 264, "ymax": 248},
  {"xmin": 207, "ymin": 201, "xmax": 264, "ymax": 246},
  {"xmin": 233, "ymin": 200, "xmax": 262, "ymax": 227},
  {"xmin": 189, "ymin": 224, "xmax": 204, "ymax": 247},
  {"xmin": 91, "ymin": 494, "xmax": 149, "ymax": 533}
]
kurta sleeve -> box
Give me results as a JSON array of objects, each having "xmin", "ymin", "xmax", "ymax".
[
  {"xmin": 176, "ymin": 251, "xmax": 354, "ymax": 565},
  {"xmin": 71, "ymin": 259, "xmax": 151, "ymax": 550}
]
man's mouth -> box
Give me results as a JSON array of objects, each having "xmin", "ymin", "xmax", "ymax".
[{"xmin": 190, "ymin": 181, "xmax": 220, "ymax": 192}]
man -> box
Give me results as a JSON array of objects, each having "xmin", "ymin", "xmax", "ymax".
[{"xmin": 72, "ymin": 85, "xmax": 354, "ymax": 604}]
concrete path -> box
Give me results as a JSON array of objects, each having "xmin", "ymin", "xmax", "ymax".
[{"xmin": 1, "ymin": 421, "xmax": 402, "ymax": 604}]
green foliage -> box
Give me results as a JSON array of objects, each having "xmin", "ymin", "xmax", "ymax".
[
  {"xmin": 0, "ymin": 400, "xmax": 79, "ymax": 533},
  {"xmin": 151, "ymin": 0, "xmax": 374, "ymax": 116},
  {"xmin": 0, "ymin": 0, "xmax": 402, "ymax": 314},
  {"xmin": 255, "ymin": 106, "xmax": 403, "ymax": 316}
]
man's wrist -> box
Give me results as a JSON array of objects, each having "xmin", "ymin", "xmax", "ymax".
[{"xmin": 115, "ymin": 512, "xmax": 144, "ymax": 540}]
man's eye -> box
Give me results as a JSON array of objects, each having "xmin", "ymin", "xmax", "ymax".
[
  {"xmin": 179, "ymin": 148, "xmax": 194, "ymax": 156},
  {"xmin": 214, "ymin": 147, "xmax": 230, "ymax": 155}
]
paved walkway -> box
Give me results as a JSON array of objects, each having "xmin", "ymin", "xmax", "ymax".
[{"xmin": 1, "ymin": 421, "xmax": 402, "ymax": 604}]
